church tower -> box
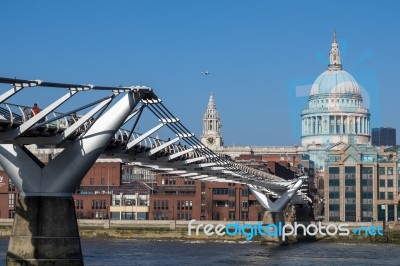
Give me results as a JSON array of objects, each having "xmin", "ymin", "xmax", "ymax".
[{"xmin": 200, "ymin": 94, "xmax": 223, "ymax": 149}]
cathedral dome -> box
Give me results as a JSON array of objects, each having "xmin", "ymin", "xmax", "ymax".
[
  {"xmin": 310, "ymin": 70, "xmax": 361, "ymax": 96},
  {"xmin": 301, "ymin": 32, "xmax": 371, "ymax": 148}
]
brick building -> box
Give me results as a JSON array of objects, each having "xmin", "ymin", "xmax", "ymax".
[
  {"xmin": 74, "ymin": 161, "xmax": 152, "ymax": 220},
  {"xmin": 0, "ymin": 171, "xmax": 18, "ymax": 218},
  {"xmin": 0, "ymin": 158, "xmax": 313, "ymax": 221},
  {"xmin": 149, "ymin": 174, "xmax": 264, "ymax": 221}
]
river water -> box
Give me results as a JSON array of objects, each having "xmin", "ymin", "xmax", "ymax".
[{"xmin": 0, "ymin": 237, "xmax": 399, "ymax": 265}]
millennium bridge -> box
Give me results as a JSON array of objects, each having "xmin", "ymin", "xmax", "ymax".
[{"xmin": 0, "ymin": 77, "xmax": 311, "ymax": 265}]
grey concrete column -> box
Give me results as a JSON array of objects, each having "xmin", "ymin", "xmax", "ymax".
[
  {"xmin": 261, "ymin": 211, "xmax": 287, "ymax": 245},
  {"xmin": 361, "ymin": 117, "xmax": 363, "ymax": 134},
  {"xmin": 318, "ymin": 116, "xmax": 321, "ymax": 134},
  {"xmin": 6, "ymin": 196, "xmax": 82, "ymax": 265},
  {"xmin": 314, "ymin": 117, "xmax": 317, "ymax": 135},
  {"xmin": 332, "ymin": 116, "xmax": 335, "ymax": 134},
  {"xmin": 341, "ymin": 115, "xmax": 343, "ymax": 134},
  {"xmin": 363, "ymin": 117, "xmax": 366, "ymax": 134}
]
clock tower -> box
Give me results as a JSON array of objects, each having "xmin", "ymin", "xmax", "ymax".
[{"xmin": 200, "ymin": 93, "xmax": 223, "ymax": 149}]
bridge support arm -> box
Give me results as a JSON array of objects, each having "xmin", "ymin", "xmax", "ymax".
[{"xmin": 248, "ymin": 179, "xmax": 303, "ymax": 212}]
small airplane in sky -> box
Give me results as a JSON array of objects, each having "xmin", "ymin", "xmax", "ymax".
[{"xmin": 201, "ymin": 71, "xmax": 210, "ymax": 76}]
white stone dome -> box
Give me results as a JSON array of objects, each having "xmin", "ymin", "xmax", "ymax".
[{"xmin": 310, "ymin": 70, "xmax": 361, "ymax": 96}]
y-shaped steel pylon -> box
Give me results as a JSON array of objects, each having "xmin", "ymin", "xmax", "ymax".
[{"xmin": 0, "ymin": 77, "xmax": 150, "ymax": 265}]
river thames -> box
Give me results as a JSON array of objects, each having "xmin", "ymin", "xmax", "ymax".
[{"xmin": 1, "ymin": 237, "xmax": 400, "ymax": 265}]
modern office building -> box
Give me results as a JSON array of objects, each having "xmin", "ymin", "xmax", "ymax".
[
  {"xmin": 325, "ymin": 143, "xmax": 400, "ymax": 222},
  {"xmin": 372, "ymin": 127, "xmax": 396, "ymax": 146}
]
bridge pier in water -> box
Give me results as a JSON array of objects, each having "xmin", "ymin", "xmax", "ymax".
[
  {"xmin": 261, "ymin": 211, "xmax": 288, "ymax": 245},
  {"xmin": 7, "ymin": 196, "xmax": 82, "ymax": 265}
]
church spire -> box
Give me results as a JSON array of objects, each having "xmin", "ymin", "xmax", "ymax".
[
  {"xmin": 328, "ymin": 31, "xmax": 342, "ymax": 71},
  {"xmin": 201, "ymin": 93, "xmax": 223, "ymax": 149}
]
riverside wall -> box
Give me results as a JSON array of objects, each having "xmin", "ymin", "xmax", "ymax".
[{"xmin": 1, "ymin": 219, "xmax": 400, "ymax": 243}]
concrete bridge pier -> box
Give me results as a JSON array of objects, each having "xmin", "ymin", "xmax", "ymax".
[
  {"xmin": 0, "ymin": 90, "xmax": 147, "ymax": 265},
  {"xmin": 7, "ymin": 196, "xmax": 82, "ymax": 265},
  {"xmin": 261, "ymin": 211, "xmax": 288, "ymax": 245}
]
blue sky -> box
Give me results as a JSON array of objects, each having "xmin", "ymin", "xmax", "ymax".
[{"xmin": 1, "ymin": 1, "xmax": 399, "ymax": 146}]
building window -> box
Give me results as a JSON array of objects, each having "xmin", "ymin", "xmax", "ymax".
[
  {"xmin": 74, "ymin": 200, "xmax": 84, "ymax": 209},
  {"xmin": 379, "ymin": 167, "xmax": 385, "ymax": 175},
  {"xmin": 345, "ymin": 204, "xmax": 356, "ymax": 222},
  {"xmin": 328, "ymin": 167, "xmax": 340, "ymax": 221},
  {"xmin": 379, "ymin": 179, "xmax": 385, "ymax": 188},
  {"xmin": 8, "ymin": 194, "xmax": 15, "ymax": 208},
  {"xmin": 213, "ymin": 188, "xmax": 229, "ymax": 195},
  {"xmin": 228, "ymin": 211, "xmax": 236, "ymax": 220},
  {"xmin": 241, "ymin": 212, "xmax": 248, "ymax": 221},
  {"xmin": 388, "ymin": 180, "xmax": 394, "ymax": 187},
  {"xmin": 361, "ymin": 167, "xmax": 373, "ymax": 222},
  {"xmin": 361, "ymin": 155, "xmax": 374, "ymax": 162},
  {"xmin": 89, "ymin": 177, "xmax": 94, "ymax": 185},
  {"xmin": 8, "ymin": 210, "xmax": 15, "ymax": 219},
  {"xmin": 241, "ymin": 188, "xmax": 249, "ymax": 196},
  {"xmin": 388, "ymin": 192, "xmax": 394, "ymax": 200},
  {"xmin": 387, "ymin": 167, "xmax": 393, "ymax": 175},
  {"xmin": 329, "ymin": 204, "xmax": 340, "ymax": 221},
  {"xmin": 379, "ymin": 192, "xmax": 385, "ymax": 200},
  {"xmin": 344, "ymin": 167, "xmax": 356, "ymax": 222},
  {"xmin": 228, "ymin": 201, "xmax": 235, "ymax": 208},
  {"xmin": 215, "ymin": 201, "xmax": 227, "ymax": 207},
  {"xmin": 184, "ymin": 179, "xmax": 195, "ymax": 185},
  {"xmin": 241, "ymin": 201, "xmax": 248, "ymax": 209},
  {"xmin": 8, "ymin": 179, "xmax": 16, "ymax": 191},
  {"xmin": 328, "ymin": 155, "xmax": 341, "ymax": 162}
]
